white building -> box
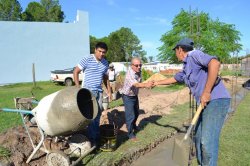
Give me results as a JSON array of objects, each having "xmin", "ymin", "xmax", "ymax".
[
  {"xmin": 111, "ymin": 62, "xmax": 129, "ymax": 73},
  {"xmin": 0, "ymin": 10, "xmax": 89, "ymax": 84},
  {"xmin": 142, "ymin": 62, "xmax": 183, "ymax": 73}
]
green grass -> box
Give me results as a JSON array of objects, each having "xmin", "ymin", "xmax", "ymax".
[
  {"xmin": 0, "ymin": 81, "xmax": 64, "ymax": 133},
  {"xmin": 220, "ymin": 69, "xmax": 242, "ymax": 76},
  {"xmin": 218, "ymin": 92, "xmax": 250, "ymax": 166},
  {"xmin": 0, "ymin": 146, "xmax": 11, "ymax": 158}
]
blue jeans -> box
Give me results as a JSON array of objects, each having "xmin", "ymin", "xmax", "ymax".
[
  {"xmin": 195, "ymin": 98, "xmax": 231, "ymax": 166},
  {"xmin": 87, "ymin": 90, "xmax": 103, "ymax": 145},
  {"xmin": 122, "ymin": 95, "xmax": 139, "ymax": 139}
]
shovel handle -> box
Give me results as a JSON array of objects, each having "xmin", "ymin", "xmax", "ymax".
[
  {"xmin": 190, "ymin": 104, "xmax": 203, "ymax": 125},
  {"xmin": 184, "ymin": 104, "xmax": 203, "ymax": 140}
]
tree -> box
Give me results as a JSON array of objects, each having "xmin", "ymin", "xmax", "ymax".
[
  {"xmin": 90, "ymin": 35, "xmax": 99, "ymax": 54},
  {"xmin": 0, "ymin": 0, "xmax": 22, "ymax": 21},
  {"xmin": 22, "ymin": 2, "xmax": 46, "ymax": 21},
  {"xmin": 107, "ymin": 27, "xmax": 147, "ymax": 63},
  {"xmin": 41, "ymin": 0, "xmax": 64, "ymax": 22},
  {"xmin": 158, "ymin": 9, "xmax": 242, "ymax": 63},
  {"xmin": 106, "ymin": 33, "xmax": 125, "ymax": 62},
  {"xmin": 22, "ymin": 0, "xmax": 64, "ymax": 22}
]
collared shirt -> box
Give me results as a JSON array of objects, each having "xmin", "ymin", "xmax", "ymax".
[
  {"xmin": 78, "ymin": 54, "xmax": 108, "ymax": 92},
  {"xmin": 174, "ymin": 50, "xmax": 231, "ymax": 103},
  {"xmin": 120, "ymin": 67, "xmax": 141, "ymax": 96}
]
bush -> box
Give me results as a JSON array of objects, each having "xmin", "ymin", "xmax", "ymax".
[{"xmin": 141, "ymin": 69, "xmax": 153, "ymax": 81}]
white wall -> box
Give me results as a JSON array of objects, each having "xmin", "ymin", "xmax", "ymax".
[
  {"xmin": 112, "ymin": 62, "xmax": 129, "ymax": 73},
  {"xmin": 0, "ymin": 10, "xmax": 89, "ymax": 84},
  {"xmin": 142, "ymin": 63, "xmax": 183, "ymax": 72}
]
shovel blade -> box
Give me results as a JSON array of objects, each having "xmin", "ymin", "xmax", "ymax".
[{"xmin": 172, "ymin": 137, "xmax": 191, "ymax": 166}]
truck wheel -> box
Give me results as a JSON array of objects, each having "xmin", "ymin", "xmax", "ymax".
[{"xmin": 65, "ymin": 78, "xmax": 73, "ymax": 86}]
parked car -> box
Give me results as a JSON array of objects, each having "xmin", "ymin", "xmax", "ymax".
[{"xmin": 50, "ymin": 67, "xmax": 82, "ymax": 86}]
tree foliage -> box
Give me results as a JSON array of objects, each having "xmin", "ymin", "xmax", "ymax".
[
  {"xmin": 106, "ymin": 27, "xmax": 147, "ymax": 63},
  {"xmin": 90, "ymin": 27, "xmax": 147, "ymax": 63},
  {"xmin": 21, "ymin": 2, "xmax": 46, "ymax": 21},
  {"xmin": 0, "ymin": 0, "xmax": 22, "ymax": 21},
  {"xmin": 22, "ymin": 0, "xmax": 64, "ymax": 22},
  {"xmin": 158, "ymin": 9, "xmax": 242, "ymax": 63}
]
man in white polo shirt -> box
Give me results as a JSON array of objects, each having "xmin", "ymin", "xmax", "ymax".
[
  {"xmin": 108, "ymin": 63, "xmax": 119, "ymax": 96},
  {"xmin": 73, "ymin": 42, "xmax": 112, "ymax": 146}
]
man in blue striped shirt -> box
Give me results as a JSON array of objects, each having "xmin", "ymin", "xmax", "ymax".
[{"xmin": 74, "ymin": 42, "xmax": 112, "ymax": 146}]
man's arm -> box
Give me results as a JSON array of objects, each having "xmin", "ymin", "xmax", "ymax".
[
  {"xmin": 200, "ymin": 58, "xmax": 220, "ymax": 106},
  {"xmin": 73, "ymin": 66, "xmax": 81, "ymax": 88},
  {"xmin": 153, "ymin": 77, "xmax": 177, "ymax": 86},
  {"xmin": 133, "ymin": 81, "xmax": 154, "ymax": 88}
]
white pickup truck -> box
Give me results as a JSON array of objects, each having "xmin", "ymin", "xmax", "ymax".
[{"xmin": 50, "ymin": 67, "xmax": 83, "ymax": 86}]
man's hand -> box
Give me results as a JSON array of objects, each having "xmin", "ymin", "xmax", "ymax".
[
  {"xmin": 152, "ymin": 81, "xmax": 158, "ymax": 87},
  {"xmin": 145, "ymin": 81, "xmax": 154, "ymax": 88},
  {"xmin": 200, "ymin": 91, "xmax": 211, "ymax": 107}
]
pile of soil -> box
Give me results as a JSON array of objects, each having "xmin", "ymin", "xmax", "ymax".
[
  {"xmin": 143, "ymin": 73, "xmax": 167, "ymax": 83},
  {"xmin": 160, "ymin": 69, "xmax": 181, "ymax": 75}
]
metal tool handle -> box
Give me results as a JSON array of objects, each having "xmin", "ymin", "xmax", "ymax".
[
  {"xmin": 0, "ymin": 108, "xmax": 34, "ymax": 115},
  {"xmin": 184, "ymin": 104, "xmax": 203, "ymax": 140}
]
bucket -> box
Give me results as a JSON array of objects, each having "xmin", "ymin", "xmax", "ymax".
[
  {"xmin": 32, "ymin": 87, "xmax": 98, "ymax": 136},
  {"xmin": 100, "ymin": 124, "xmax": 118, "ymax": 152}
]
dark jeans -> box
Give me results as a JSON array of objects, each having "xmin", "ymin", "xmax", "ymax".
[
  {"xmin": 87, "ymin": 90, "xmax": 103, "ymax": 145},
  {"xmin": 122, "ymin": 95, "xmax": 139, "ymax": 139},
  {"xmin": 195, "ymin": 98, "xmax": 231, "ymax": 166}
]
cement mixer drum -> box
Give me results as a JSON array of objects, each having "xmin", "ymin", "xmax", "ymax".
[{"xmin": 33, "ymin": 87, "xmax": 98, "ymax": 136}]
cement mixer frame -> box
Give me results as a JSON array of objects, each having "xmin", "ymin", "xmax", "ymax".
[{"xmin": 0, "ymin": 90, "xmax": 98, "ymax": 166}]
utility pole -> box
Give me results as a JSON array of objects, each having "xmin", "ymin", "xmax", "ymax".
[{"xmin": 32, "ymin": 63, "xmax": 36, "ymax": 87}]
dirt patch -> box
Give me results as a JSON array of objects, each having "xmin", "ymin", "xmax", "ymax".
[{"xmin": 100, "ymin": 87, "xmax": 190, "ymax": 133}]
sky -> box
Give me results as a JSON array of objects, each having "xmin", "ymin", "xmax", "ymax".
[{"xmin": 18, "ymin": 0, "xmax": 250, "ymax": 59}]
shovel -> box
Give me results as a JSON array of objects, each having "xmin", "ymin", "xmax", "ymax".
[{"xmin": 172, "ymin": 104, "xmax": 203, "ymax": 166}]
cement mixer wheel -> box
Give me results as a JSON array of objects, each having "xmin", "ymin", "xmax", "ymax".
[{"xmin": 46, "ymin": 150, "xmax": 70, "ymax": 166}]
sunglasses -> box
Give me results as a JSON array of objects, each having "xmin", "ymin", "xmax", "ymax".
[{"xmin": 133, "ymin": 64, "xmax": 142, "ymax": 67}]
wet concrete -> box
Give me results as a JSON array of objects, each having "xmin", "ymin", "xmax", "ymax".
[{"xmin": 131, "ymin": 133, "xmax": 186, "ymax": 166}]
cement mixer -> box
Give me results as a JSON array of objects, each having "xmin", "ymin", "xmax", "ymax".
[
  {"xmin": 33, "ymin": 86, "xmax": 98, "ymax": 136},
  {"xmin": 0, "ymin": 87, "xmax": 98, "ymax": 166}
]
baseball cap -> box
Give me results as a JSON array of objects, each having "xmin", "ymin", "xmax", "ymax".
[{"xmin": 172, "ymin": 38, "xmax": 194, "ymax": 50}]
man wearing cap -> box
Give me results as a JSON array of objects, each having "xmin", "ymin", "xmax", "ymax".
[{"xmin": 153, "ymin": 38, "xmax": 231, "ymax": 166}]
